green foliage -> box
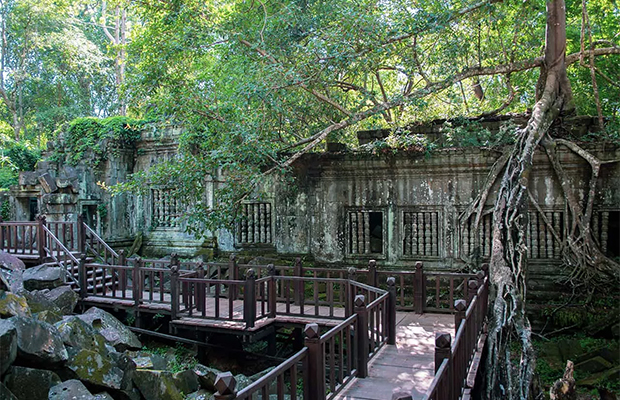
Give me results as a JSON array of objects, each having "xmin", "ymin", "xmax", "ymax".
[
  {"xmin": 0, "ymin": 198, "xmax": 10, "ymax": 220},
  {"xmin": 60, "ymin": 117, "xmax": 144, "ymax": 166},
  {"xmin": 0, "ymin": 133, "xmax": 41, "ymax": 189}
]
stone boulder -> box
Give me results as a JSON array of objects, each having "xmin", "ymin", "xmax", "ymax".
[
  {"xmin": 185, "ymin": 389, "xmax": 213, "ymax": 400},
  {"xmin": 93, "ymin": 393, "xmax": 114, "ymax": 400},
  {"xmin": 193, "ymin": 364, "xmax": 221, "ymax": 391},
  {"xmin": 0, "ymin": 252, "xmax": 25, "ymax": 292},
  {"xmin": 235, "ymin": 374, "xmax": 253, "ymax": 391},
  {"xmin": 65, "ymin": 348, "xmax": 125, "ymax": 391},
  {"xmin": 48, "ymin": 380, "xmax": 95, "ymax": 400},
  {"xmin": 172, "ymin": 369, "xmax": 200, "ymax": 395},
  {"xmin": 44, "ymin": 286, "xmax": 79, "ymax": 314},
  {"xmin": 3, "ymin": 366, "xmax": 61, "ymax": 400},
  {"xmin": 55, "ymin": 316, "xmax": 108, "ymax": 353},
  {"xmin": 126, "ymin": 351, "xmax": 168, "ymax": 370},
  {"xmin": 0, "ymin": 319, "xmax": 17, "ymax": 376},
  {"xmin": 132, "ymin": 370, "xmax": 184, "ymax": 400},
  {"xmin": 77, "ymin": 308, "xmax": 141, "ymax": 351},
  {"xmin": 22, "ymin": 265, "xmax": 64, "ymax": 291},
  {"xmin": 10, "ymin": 316, "xmax": 68, "ymax": 365},
  {"xmin": 0, "ymin": 292, "xmax": 30, "ymax": 318},
  {"xmin": 0, "ymin": 382, "xmax": 18, "ymax": 400},
  {"xmin": 34, "ymin": 309, "xmax": 63, "ymax": 324},
  {"xmin": 19, "ymin": 289, "xmax": 62, "ymax": 314}
]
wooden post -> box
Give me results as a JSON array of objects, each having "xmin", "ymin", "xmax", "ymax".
[
  {"xmin": 454, "ymin": 299, "xmax": 467, "ymax": 335},
  {"xmin": 368, "ymin": 259, "xmax": 377, "ymax": 287},
  {"xmin": 476, "ymin": 270, "xmax": 485, "ymax": 290},
  {"xmin": 304, "ymin": 323, "xmax": 325, "ymax": 400},
  {"xmin": 387, "ymin": 276, "xmax": 397, "ymax": 345},
  {"xmin": 435, "ymin": 332, "xmax": 452, "ymax": 399},
  {"xmin": 214, "ymin": 372, "xmax": 237, "ymax": 400},
  {"xmin": 133, "ymin": 257, "xmax": 143, "ymax": 307},
  {"xmin": 229, "ymin": 254, "xmax": 238, "ymax": 300},
  {"xmin": 414, "ymin": 262, "xmax": 425, "ymax": 314},
  {"xmin": 0, "ymin": 217, "xmax": 4, "ymax": 252},
  {"xmin": 467, "ymin": 279, "xmax": 478, "ymax": 305},
  {"xmin": 267, "ymin": 264, "xmax": 277, "ymax": 318},
  {"xmin": 196, "ymin": 262, "xmax": 205, "ymax": 312},
  {"xmin": 294, "ymin": 257, "xmax": 303, "ymax": 306},
  {"xmin": 355, "ymin": 294, "xmax": 369, "ymax": 378},
  {"xmin": 78, "ymin": 254, "xmax": 87, "ymax": 299},
  {"xmin": 118, "ymin": 249, "xmax": 126, "ymax": 292},
  {"xmin": 347, "ymin": 267, "xmax": 357, "ymax": 317},
  {"xmin": 77, "ymin": 214, "xmax": 85, "ymax": 255},
  {"xmin": 244, "ymin": 268, "xmax": 256, "ymax": 328},
  {"xmin": 37, "ymin": 215, "xmax": 47, "ymax": 264},
  {"xmin": 170, "ymin": 264, "xmax": 179, "ymax": 321}
]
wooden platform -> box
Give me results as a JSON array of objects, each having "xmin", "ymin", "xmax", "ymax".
[
  {"xmin": 335, "ymin": 312, "xmax": 454, "ymax": 400},
  {"xmin": 83, "ymin": 290, "xmax": 348, "ymax": 333}
]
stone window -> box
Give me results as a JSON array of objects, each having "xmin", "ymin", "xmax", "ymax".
[
  {"xmin": 348, "ymin": 210, "xmax": 383, "ymax": 255},
  {"xmin": 237, "ymin": 202, "xmax": 272, "ymax": 244},
  {"xmin": 403, "ymin": 210, "xmax": 440, "ymax": 257},
  {"xmin": 593, "ymin": 210, "xmax": 619, "ymax": 258},
  {"xmin": 527, "ymin": 211, "xmax": 564, "ymax": 259},
  {"xmin": 461, "ymin": 211, "xmax": 493, "ymax": 259},
  {"xmin": 151, "ymin": 189, "xmax": 181, "ymax": 228}
]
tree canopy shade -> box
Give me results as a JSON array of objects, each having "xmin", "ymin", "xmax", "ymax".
[
  {"xmin": 118, "ymin": 1, "xmax": 620, "ymax": 398},
  {"xmin": 121, "ymin": 0, "xmax": 619, "ymax": 228}
]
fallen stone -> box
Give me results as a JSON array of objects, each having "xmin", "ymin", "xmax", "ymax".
[
  {"xmin": 22, "ymin": 265, "xmax": 64, "ymax": 291},
  {"xmin": 55, "ymin": 316, "xmax": 108, "ymax": 353},
  {"xmin": 576, "ymin": 365, "xmax": 620, "ymax": 387},
  {"xmin": 0, "ymin": 292, "xmax": 30, "ymax": 318},
  {"xmin": 185, "ymin": 389, "xmax": 214, "ymax": 400},
  {"xmin": 126, "ymin": 351, "xmax": 168, "ymax": 370},
  {"xmin": 38, "ymin": 173, "xmax": 58, "ymax": 193},
  {"xmin": 132, "ymin": 370, "xmax": 184, "ymax": 400},
  {"xmin": 44, "ymin": 286, "xmax": 78, "ymax": 314},
  {"xmin": 66, "ymin": 348, "xmax": 124, "ymax": 390},
  {"xmin": 0, "ymin": 252, "xmax": 25, "ymax": 292},
  {"xmin": 4, "ymin": 366, "xmax": 61, "ymax": 400},
  {"xmin": 19, "ymin": 289, "xmax": 62, "ymax": 314},
  {"xmin": 172, "ymin": 369, "xmax": 200, "ymax": 395},
  {"xmin": 235, "ymin": 374, "xmax": 253, "ymax": 391},
  {"xmin": 193, "ymin": 364, "xmax": 221, "ymax": 391},
  {"xmin": 34, "ymin": 309, "xmax": 63, "ymax": 324},
  {"xmin": 0, "ymin": 382, "xmax": 18, "ymax": 400},
  {"xmin": 10, "ymin": 316, "xmax": 68, "ymax": 365},
  {"xmin": 77, "ymin": 308, "xmax": 141, "ymax": 351},
  {"xmin": 93, "ymin": 393, "xmax": 114, "ymax": 400},
  {"xmin": 575, "ymin": 355, "xmax": 613, "ymax": 375},
  {"xmin": 48, "ymin": 379, "xmax": 95, "ymax": 400},
  {"xmin": 0, "ymin": 319, "xmax": 17, "ymax": 375}
]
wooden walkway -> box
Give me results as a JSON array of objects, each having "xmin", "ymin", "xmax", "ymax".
[{"xmin": 335, "ymin": 312, "xmax": 454, "ymax": 400}]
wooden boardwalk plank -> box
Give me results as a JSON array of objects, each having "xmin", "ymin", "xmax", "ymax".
[{"xmin": 334, "ymin": 312, "xmax": 454, "ymax": 400}]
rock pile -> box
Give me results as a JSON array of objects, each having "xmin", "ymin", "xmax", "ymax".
[{"xmin": 0, "ymin": 251, "xmax": 272, "ymax": 400}]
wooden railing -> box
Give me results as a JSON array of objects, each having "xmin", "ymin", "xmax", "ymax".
[
  {"xmin": 0, "ymin": 220, "xmax": 39, "ymax": 258},
  {"xmin": 41, "ymin": 224, "xmax": 80, "ymax": 286},
  {"xmin": 424, "ymin": 273, "xmax": 489, "ymax": 400},
  {"xmin": 80, "ymin": 217, "xmax": 121, "ymax": 265},
  {"xmin": 212, "ymin": 290, "xmax": 393, "ymax": 400}
]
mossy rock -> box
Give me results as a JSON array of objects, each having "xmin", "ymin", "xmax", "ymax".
[
  {"xmin": 0, "ymin": 292, "xmax": 30, "ymax": 318},
  {"xmin": 132, "ymin": 370, "xmax": 184, "ymax": 400},
  {"xmin": 66, "ymin": 348, "xmax": 124, "ymax": 390}
]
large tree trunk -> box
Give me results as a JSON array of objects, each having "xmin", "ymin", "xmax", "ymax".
[{"xmin": 485, "ymin": 1, "xmax": 574, "ymax": 398}]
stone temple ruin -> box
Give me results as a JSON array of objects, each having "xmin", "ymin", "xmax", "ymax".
[{"xmin": 4, "ymin": 115, "xmax": 620, "ymax": 302}]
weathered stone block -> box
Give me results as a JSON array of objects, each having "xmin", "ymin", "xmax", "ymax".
[
  {"xmin": 4, "ymin": 366, "xmax": 61, "ymax": 400},
  {"xmin": 0, "ymin": 319, "xmax": 18, "ymax": 376},
  {"xmin": 44, "ymin": 286, "xmax": 79, "ymax": 314},
  {"xmin": 38, "ymin": 173, "xmax": 58, "ymax": 193},
  {"xmin": 22, "ymin": 266, "xmax": 64, "ymax": 291},
  {"xmin": 10, "ymin": 316, "xmax": 68, "ymax": 365},
  {"xmin": 77, "ymin": 307, "xmax": 142, "ymax": 351},
  {"xmin": 48, "ymin": 380, "xmax": 95, "ymax": 400}
]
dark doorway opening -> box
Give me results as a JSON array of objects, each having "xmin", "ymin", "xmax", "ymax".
[
  {"xmin": 28, "ymin": 197, "xmax": 38, "ymax": 221},
  {"xmin": 369, "ymin": 212, "xmax": 383, "ymax": 254}
]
